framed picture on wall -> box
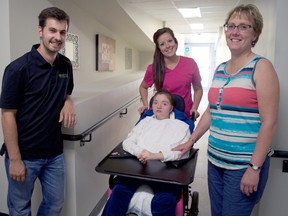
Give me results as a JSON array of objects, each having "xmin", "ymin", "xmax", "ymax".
[
  {"xmin": 96, "ymin": 34, "xmax": 115, "ymax": 71},
  {"xmin": 125, "ymin": 48, "xmax": 132, "ymax": 69},
  {"xmin": 59, "ymin": 32, "xmax": 79, "ymax": 69}
]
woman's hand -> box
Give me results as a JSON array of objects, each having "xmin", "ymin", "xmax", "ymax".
[
  {"xmin": 240, "ymin": 167, "xmax": 260, "ymax": 196},
  {"xmin": 138, "ymin": 105, "xmax": 148, "ymax": 115},
  {"xmin": 138, "ymin": 80, "xmax": 149, "ymax": 115},
  {"xmin": 190, "ymin": 109, "xmax": 200, "ymax": 121},
  {"xmin": 172, "ymin": 139, "xmax": 194, "ymax": 159}
]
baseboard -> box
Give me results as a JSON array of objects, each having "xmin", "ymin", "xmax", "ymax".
[{"xmin": 89, "ymin": 190, "xmax": 108, "ymax": 216}]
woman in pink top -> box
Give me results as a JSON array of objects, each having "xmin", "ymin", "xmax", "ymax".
[{"xmin": 139, "ymin": 27, "xmax": 203, "ymax": 119}]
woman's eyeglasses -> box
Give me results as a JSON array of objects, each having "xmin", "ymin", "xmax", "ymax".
[{"xmin": 224, "ymin": 24, "xmax": 253, "ymax": 32}]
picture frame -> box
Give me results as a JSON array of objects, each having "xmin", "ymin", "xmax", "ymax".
[
  {"xmin": 59, "ymin": 32, "xmax": 79, "ymax": 69},
  {"xmin": 125, "ymin": 48, "xmax": 132, "ymax": 69},
  {"xmin": 96, "ymin": 34, "xmax": 115, "ymax": 71}
]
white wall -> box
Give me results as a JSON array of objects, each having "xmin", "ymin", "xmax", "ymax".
[
  {"xmin": 264, "ymin": 0, "xmax": 288, "ymax": 152},
  {"xmin": 60, "ymin": 75, "xmax": 144, "ymax": 215},
  {"xmin": 117, "ymin": 0, "xmax": 163, "ymax": 42},
  {"xmin": 139, "ymin": 51, "xmax": 153, "ymax": 71},
  {"xmin": 0, "ymin": 0, "xmax": 10, "ymax": 213},
  {"xmin": 8, "ymin": 0, "xmax": 143, "ymax": 87},
  {"xmin": 257, "ymin": 0, "xmax": 288, "ymax": 215},
  {"xmin": 254, "ymin": 1, "xmax": 277, "ymax": 62},
  {"xmin": 0, "ymin": 0, "xmax": 11, "ymax": 78},
  {"xmin": 215, "ymin": 26, "xmax": 230, "ymax": 66}
]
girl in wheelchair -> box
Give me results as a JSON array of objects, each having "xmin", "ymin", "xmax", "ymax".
[{"xmin": 102, "ymin": 90, "xmax": 192, "ymax": 216}]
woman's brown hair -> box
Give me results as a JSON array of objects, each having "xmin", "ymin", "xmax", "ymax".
[{"xmin": 152, "ymin": 27, "xmax": 178, "ymax": 91}]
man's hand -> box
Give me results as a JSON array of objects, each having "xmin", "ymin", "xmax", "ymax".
[
  {"xmin": 9, "ymin": 159, "xmax": 26, "ymax": 182},
  {"xmin": 59, "ymin": 97, "xmax": 76, "ymax": 128}
]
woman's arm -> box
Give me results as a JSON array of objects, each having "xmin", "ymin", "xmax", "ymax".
[
  {"xmin": 173, "ymin": 105, "xmax": 211, "ymax": 158},
  {"xmin": 240, "ymin": 58, "xmax": 280, "ymax": 196},
  {"xmin": 138, "ymin": 80, "xmax": 149, "ymax": 114},
  {"xmin": 249, "ymin": 59, "xmax": 279, "ymax": 167},
  {"xmin": 191, "ymin": 82, "xmax": 203, "ymax": 120}
]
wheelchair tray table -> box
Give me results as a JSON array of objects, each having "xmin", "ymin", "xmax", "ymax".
[{"xmin": 95, "ymin": 143, "xmax": 199, "ymax": 185}]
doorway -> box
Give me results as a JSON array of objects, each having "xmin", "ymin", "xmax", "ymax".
[{"xmin": 184, "ymin": 43, "xmax": 215, "ymax": 91}]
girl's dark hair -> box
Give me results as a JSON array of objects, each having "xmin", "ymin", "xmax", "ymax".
[
  {"xmin": 153, "ymin": 89, "xmax": 175, "ymax": 106},
  {"xmin": 38, "ymin": 7, "xmax": 70, "ymax": 29},
  {"xmin": 152, "ymin": 27, "xmax": 178, "ymax": 91}
]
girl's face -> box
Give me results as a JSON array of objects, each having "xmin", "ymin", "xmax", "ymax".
[
  {"xmin": 157, "ymin": 32, "xmax": 178, "ymax": 57},
  {"xmin": 152, "ymin": 94, "xmax": 173, "ymax": 120},
  {"xmin": 225, "ymin": 14, "xmax": 257, "ymax": 54}
]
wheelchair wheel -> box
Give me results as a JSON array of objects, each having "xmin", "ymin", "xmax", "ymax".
[{"xmin": 189, "ymin": 191, "xmax": 199, "ymax": 216}]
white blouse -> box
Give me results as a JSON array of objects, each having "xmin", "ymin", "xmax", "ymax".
[{"xmin": 122, "ymin": 113, "xmax": 190, "ymax": 162}]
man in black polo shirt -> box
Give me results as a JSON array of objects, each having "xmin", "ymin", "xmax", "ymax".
[{"xmin": 0, "ymin": 7, "xmax": 76, "ymax": 216}]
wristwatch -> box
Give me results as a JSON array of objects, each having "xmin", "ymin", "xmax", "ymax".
[{"xmin": 249, "ymin": 163, "xmax": 261, "ymax": 171}]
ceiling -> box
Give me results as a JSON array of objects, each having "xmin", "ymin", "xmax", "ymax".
[
  {"xmin": 67, "ymin": 0, "xmax": 256, "ymax": 51},
  {"xmin": 121, "ymin": 0, "xmax": 247, "ymax": 34}
]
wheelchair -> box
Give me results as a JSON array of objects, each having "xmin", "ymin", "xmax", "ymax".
[{"xmin": 97, "ymin": 94, "xmax": 199, "ymax": 216}]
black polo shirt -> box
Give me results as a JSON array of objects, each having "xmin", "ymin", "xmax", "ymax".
[{"xmin": 0, "ymin": 44, "xmax": 74, "ymax": 159}]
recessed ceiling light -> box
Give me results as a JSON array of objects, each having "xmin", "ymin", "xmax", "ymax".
[
  {"xmin": 178, "ymin": 8, "xmax": 201, "ymax": 18},
  {"xmin": 190, "ymin": 23, "xmax": 204, "ymax": 30}
]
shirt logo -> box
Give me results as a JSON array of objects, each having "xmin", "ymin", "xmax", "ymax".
[{"xmin": 58, "ymin": 74, "xmax": 68, "ymax": 79}]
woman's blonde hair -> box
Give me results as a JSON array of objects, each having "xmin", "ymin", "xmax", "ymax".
[{"xmin": 224, "ymin": 4, "xmax": 263, "ymax": 47}]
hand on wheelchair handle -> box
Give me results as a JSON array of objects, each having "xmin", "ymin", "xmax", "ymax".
[
  {"xmin": 138, "ymin": 105, "xmax": 148, "ymax": 115},
  {"xmin": 190, "ymin": 110, "xmax": 200, "ymax": 121},
  {"xmin": 191, "ymin": 112, "xmax": 195, "ymax": 121}
]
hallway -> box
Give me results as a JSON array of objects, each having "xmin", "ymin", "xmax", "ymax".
[{"xmin": 189, "ymin": 90, "xmax": 210, "ymax": 216}]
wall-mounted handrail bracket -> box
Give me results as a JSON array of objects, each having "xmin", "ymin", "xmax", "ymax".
[
  {"xmin": 119, "ymin": 108, "xmax": 128, "ymax": 118},
  {"xmin": 80, "ymin": 133, "xmax": 92, "ymax": 147}
]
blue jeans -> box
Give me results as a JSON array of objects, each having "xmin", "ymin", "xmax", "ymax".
[
  {"xmin": 102, "ymin": 176, "xmax": 181, "ymax": 216},
  {"xmin": 5, "ymin": 154, "xmax": 65, "ymax": 216},
  {"xmin": 208, "ymin": 157, "xmax": 270, "ymax": 216}
]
